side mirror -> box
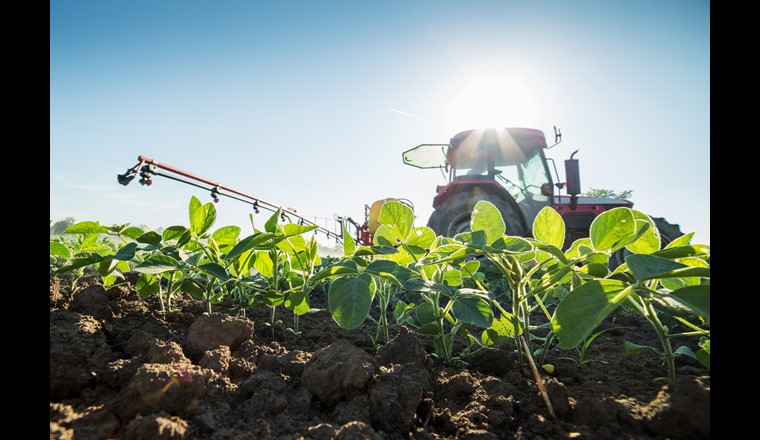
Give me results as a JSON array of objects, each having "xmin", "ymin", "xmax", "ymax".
[
  {"xmin": 541, "ymin": 183, "xmax": 553, "ymax": 197},
  {"xmin": 564, "ymin": 151, "xmax": 581, "ymax": 196}
]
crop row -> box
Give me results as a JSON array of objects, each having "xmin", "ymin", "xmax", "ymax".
[{"xmin": 50, "ymin": 196, "xmax": 710, "ymax": 391}]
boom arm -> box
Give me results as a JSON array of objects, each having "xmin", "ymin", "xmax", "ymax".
[{"xmin": 118, "ymin": 155, "xmax": 348, "ymax": 243}]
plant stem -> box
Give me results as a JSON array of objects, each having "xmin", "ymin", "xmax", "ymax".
[
  {"xmin": 520, "ymin": 334, "xmax": 556, "ymax": 420},
  {"xmin": 270, "ymin": 306, "xmax": 276, "ymax": 339},
  {"xmin": 644, "ymin": 299, "xmax": 676, "ymax": 381}
]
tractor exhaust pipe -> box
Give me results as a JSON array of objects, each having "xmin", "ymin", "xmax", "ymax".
[{"xmin": 565, "ymin": 150, "xmax": 581, "ymax": 209}]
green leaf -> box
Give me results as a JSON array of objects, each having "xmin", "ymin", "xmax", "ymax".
[
  {"xmin": 56, "ymin": 252, "xmax": 105, "ymax": 273},
  {"xmin": 373, "ymin": 225, "xmax": 398, "ymax": 247},
  {"xmin": 535, "ymin": 244, "xmax": 569, "ymax": 265},
  {"xmin": 310, "ymin": 260, "xmax": 360, "ymax": 284},
  {"xmin": 328, "ymin": 273, "xmax": 375, "ymax": 330},
  {"xmin": 116, "ymin": 260, "xmax": 131, "ymax": 273},
  {"xmin": 199, "ymin": 263, "xmax": 229, "ymax": 282},
  {"xmin": 133, "ymin": 255, "xmax": 182, "ymax": 274},
  {"xmin": 120, "ymin": 226, "xmax": 146, "ymax": 240},
  {"xmin": 579, "ymin": 263, "xmax": 609, "ymax": 278},
  {"xmin": 136, "ymin": 231, "xmax": 162, "ymax": 247},
  {"xmin": 589, "ymin": 208, "xmax": 636, "ymax": 251},
  {"xmin": 624, "ymin": 211, "xmax": 660, "ymax": 254},
  {"xmin": 189, "ymin": 196, "xmax": 217, "ymax": 236},
  {"xmin": 532, "ymin": 206, "xmax": 565, "ymax": 248},
  {"xmin": 135, "ymin": 274, "xmax": 160, "ymax": 299},
  {"xmin": 481, "ymin": 312, "xmax": 521, "ymax": 345},
  {"xmin": 551, "ymin": 280, "xmax": 633, "ymax": 349},
  {"xmin": 406, "ymin": 226, "xmax": 436, "ymax": 250},
  {"xmin": 415, "ymin": 302, "xmax": 437, "ymax": 325},
  {"xmin": 417, "ymin": 322, "xmax": 441, "ymax": 336},
  {"xmin": 452, "ymin": 297, "xmax": 493, "ymax": 328},
  {"xmin": 277, "ymin": 233, "xmax": 307, "ymax": 254},
  {"xmin": 674, "ymin": 346, "xmax": 697, "ymax": 360},
  {"xmin": 489, "ymin": 236, "xmax": 533, "ymax": 253},
  {"xmin": 393, "ymin": 300, "xmax": 416, "ymax": 325},
  {"xmin": 50, "ymin": 242, "xmax": 70, "ymax": 259},
  {"xmin": 653, "ymin": 244, "xmax": 710, "ymax": 260},
  {"xmin": 626, "ymin": 254, "xmax": 687, "ymax": 281},
  {"xmin": 79, "ymin": 233, "xmax": 100, "ymax": 251},
  {"xmin": 696, "ymin": 339, "xmax": 710, "ymax": 369},
  {"xmin": 624, "ymin": 340, "xmax": 660, "ymax": 356},
  {"xmin": 460, "ymin": 260, "xmax": 480, "ymax": 279},
  {"xmin": 454, "ymin": 230, "xmax": 488, "ymax": 248},
  {"xmin": 162, "ymin": 225, "xmax": 188, "ymax": 242},
  {"xmin": 280, "ymin": 223, "xmax": 319, "ymax": 237},
  {"xmin": 105, "ymin": 223, "xmax": 130, "ymax": 233},
  {"xmin": 65, "ymin": 221, "xmax": 108, "ymax": 234},
  {"xmin": 665, "ymin": 232, "xmax": 694, "ymax": 249},
  {"xmin": 97, "ymin": 259, "xmax": 118, "ymax": 277},
  {"xmin": 471, "ymin": 201, "xmax": 505, "ymax": 245},
  {"xmin": 443, "ymin": 269, "xmax": 463, "ymax": 287},
  {"xmin": 224, "ymin": 233, "xmax": 277, "ymax": 261},
  {"xmin": 180, "ymin": 277, "xmax": 205, "ymax": 300},
  {"xmin": 114, "ymin": 242, "xmax": 138, "ymax": 261},
  {"xmin": 252, "ymin": 251, "xmax": 274, "ymax": 277},
  {"xmin": 265, "ymin": 208, "xmax": 281, "ymax": 234},
  {"xmin": 342, "ymin": 219, "xmax": 356, "ymax": 257},
  {"xmin": 364, "ymin": 260, "xmax": 419, "ymax": 286},
  {"xmin": 285, "ymin": 292, "xmax": 310, "ymax": 315},
  {"xmin": 403, "ymin": 278, "xmax": 453, "ymax": 295},
  {"xmin": 212, "ymin": 226, "xmax": 241, "ymax": 247},
  {"xmin": 667, "ymin": 285, "xmax": 710, "ymax": 320},
  {"xmin": 378, "ymin": 200, "xmax": 415, "ymax": 240},
  {"xmin": 565, "ymin": 237, "xmax": 592, "ymax": 260}
]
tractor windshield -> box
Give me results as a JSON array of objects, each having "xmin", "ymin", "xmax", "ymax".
[{"xmin": 453, "ymin": 147, "xmax": 552, "ymax": 225}]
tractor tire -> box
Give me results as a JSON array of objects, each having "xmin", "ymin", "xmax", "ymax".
[
  {"xmin": 652, "ymin": 217, "xmax": 684, "ymax": 246},
  {"xmin": 609, "ymin": 217, "xmax": 684, "ymax": 268},
  {"xmin": 427, "ymin": 192, "xmax": 525, "ymax": 238}
]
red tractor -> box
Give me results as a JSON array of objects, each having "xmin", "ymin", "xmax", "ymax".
[{"xmin": 403, "ymin": 127, "xmax": 682, "ymax": 250}]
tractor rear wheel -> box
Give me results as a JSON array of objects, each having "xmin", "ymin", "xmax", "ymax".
[
  {"xmin": 609, "ymin": 217, "xmax": 684, "ymax": 268},
  {"xmin": 427, "ymin": 192, "xmax": 525, "ymax": 238}
]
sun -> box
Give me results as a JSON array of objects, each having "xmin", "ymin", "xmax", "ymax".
[{"xmin": 445, "ymin": 74, "xmax": 539, "ymax": 133}]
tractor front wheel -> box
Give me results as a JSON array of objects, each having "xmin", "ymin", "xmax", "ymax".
[{"xmin": 427, "ymin": 192, "xmax": 525, "ymax": 238}]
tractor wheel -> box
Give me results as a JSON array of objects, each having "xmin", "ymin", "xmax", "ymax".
[
  {"xmin": 427, "ymin": 192, "xmax": 525, "ymax": 238},
  {"xmin": 652, "ymin": 217, "xmax": 684, "ymax": 246},
  {"xmin": 609, "ymin": 217, "xmax": 684, "ymax": 268}
]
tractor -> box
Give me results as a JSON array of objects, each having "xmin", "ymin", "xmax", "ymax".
[{"xmin": 402, "ymin": 127, "xmax": 682, "ymax": 256}]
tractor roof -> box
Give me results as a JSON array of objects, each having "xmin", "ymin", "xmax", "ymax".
[{"xmin": 448, "ymin": 127, "xmax": 547, "ymax": 168}]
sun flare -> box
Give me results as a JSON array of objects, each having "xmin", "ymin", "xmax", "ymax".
[{"xmin": 445, "ymin": 74, "xmax": 539, "ymax": 133}]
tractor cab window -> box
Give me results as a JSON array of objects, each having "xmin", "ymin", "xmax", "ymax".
[
  {"xmin": 492, "ymin": 149, "xmax": 552, "ymax": 226},
  {"xmin": 519, "ymin": 152, "xmax": 551, "ymax": 204}
]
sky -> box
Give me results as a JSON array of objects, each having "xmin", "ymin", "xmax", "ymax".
[{"xmin": 50, "ymin": 0, "xmax": 710, "ymax": 246}]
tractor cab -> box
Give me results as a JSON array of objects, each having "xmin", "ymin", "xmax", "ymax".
[{"xmin": 403, "ymin": 128, "xmax": 555, "ymax": 234}]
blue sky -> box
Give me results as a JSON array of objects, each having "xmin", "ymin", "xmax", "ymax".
[{"xmin": 50, "ymin": 0, "xmax": 709, "ymax": 245}]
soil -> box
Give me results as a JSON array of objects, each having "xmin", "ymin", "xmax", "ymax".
[{"xmin": 50, "ymin": 273, "xmax": 710, "ymax": 439}]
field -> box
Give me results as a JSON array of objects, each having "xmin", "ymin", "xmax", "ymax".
[
  {"xmin": 50, "ymin": 198, "xmax": 710, "ymax": 439},
  {"xmin": 50, "ymin": 272, "xmax": 709, "ymax": 439}
]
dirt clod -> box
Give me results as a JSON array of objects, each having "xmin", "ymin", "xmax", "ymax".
[
  {"xmin": 184, "ymin": 313, "xmax": 253, "ymax": 360},
  {"xmin": 302, "ymin": 339, "xmax": 377, "ymax": 406}
]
